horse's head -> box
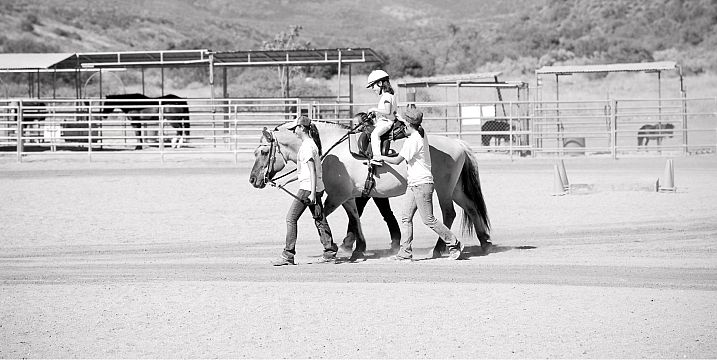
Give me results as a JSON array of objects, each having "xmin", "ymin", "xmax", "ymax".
[
  {"xmin": 353, "ymin": 112, "xmax": 375, "ymax": 126},
  {"xmin": 249, "ymin": 126, "xmax": 294, "ymax": 188},
  {"xmin": 664, "ymin": 123, "xmax": 675, "ymax": 138}
]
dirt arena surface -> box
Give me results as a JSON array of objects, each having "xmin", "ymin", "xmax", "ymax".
[{"xmin": 1, "ymin": 153, "xmax": 716, "ymax": 358}]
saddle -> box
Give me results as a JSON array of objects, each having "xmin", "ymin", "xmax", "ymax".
[
  {"xmin": 349, "ymin": 113, "xmax": 407, "ymax": 159},
  {"xmin": 348, "ymin": 112, "xmax": 408, "ymax": 196}
]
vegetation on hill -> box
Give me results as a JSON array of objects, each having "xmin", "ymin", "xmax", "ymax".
[{"xmin": 1, "ymin": 0, "xmax": 715, "ymax": 97}]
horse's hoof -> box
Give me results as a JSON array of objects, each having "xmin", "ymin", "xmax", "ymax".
[
  {"xmin": 338, "ymin": 245, "xmax": 353, "ymax": 257},
  {"xmin": 389, "ymin": 244, "xmax": 400, "ymax": 255},
  {"xmin": 349, "ymin": 251, "xmax": 366, "ymax": 262},
  {"xmin": 428, "ymin": 247, "xmax": 443, "ymax": 259},
  {"xmin": 481, "ymin": 242, "xmax": 493, "ymax": 254}
]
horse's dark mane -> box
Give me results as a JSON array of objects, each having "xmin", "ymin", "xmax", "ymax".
[{"xmin": 274, "ymin": 119, "xmax": 352, "ymax": 131}]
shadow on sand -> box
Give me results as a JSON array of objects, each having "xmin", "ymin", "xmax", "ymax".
[{"xmin": 329, "ymin": 244, "xmax": 538, "ymax": 263}]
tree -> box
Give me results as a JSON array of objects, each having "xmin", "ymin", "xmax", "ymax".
[{"xmin": 261, "ymin": 25, "xmax": 311, "ymax": 98}]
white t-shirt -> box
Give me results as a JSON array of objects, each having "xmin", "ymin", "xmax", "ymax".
[
  {"xmin": 297, "ymin": 139, "xmax": 324, "ymax": 192},
  {"xmin": 399, "ymin": 132, "xmax": 433, "ymax": 186},
  {"xmin": 375, "ymin": 92, "xmax": 397, "ymax": 123}
]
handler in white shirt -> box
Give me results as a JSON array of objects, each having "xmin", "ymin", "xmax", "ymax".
[{"xmin": 377, "ymin": 108, "xmax": 465, "ymax": 261}]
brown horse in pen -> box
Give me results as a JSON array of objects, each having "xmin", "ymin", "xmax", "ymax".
[{"xmin": 637, "ymin": 123, "xmax": 674, "ymax": 147}]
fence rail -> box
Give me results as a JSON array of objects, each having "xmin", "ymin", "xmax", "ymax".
[{"xmin": 1, "ymin": 97, "xmax": 715, "ymax": 162}]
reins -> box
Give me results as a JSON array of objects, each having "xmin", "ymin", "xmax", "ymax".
[{"xmin": 261, "ymin": 117, "xmax": 370, "ymax": 201}]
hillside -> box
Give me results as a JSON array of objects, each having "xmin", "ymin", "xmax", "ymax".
[
  {"xmin": 0, "ymin": 0, "xmax": 528, "ymax": 51},
  {"xmin": 1, "ymin": 0, "xmax": 716, "ymax": 98}
]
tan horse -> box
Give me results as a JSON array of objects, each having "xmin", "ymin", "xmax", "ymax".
[{"xmin": 249, "ymin": 117, "xmax": 491, "ymax": 259}]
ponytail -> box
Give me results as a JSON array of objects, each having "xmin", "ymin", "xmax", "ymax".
[
  {"xmin": 308, "ymin": 124, "xmax": 322, "ymax": 155},
  {"xmin": 379, "ymin": 80, "xmax": 395, "ymax": 95},
  {"xmin": 409, "ymin": 123, "xmax": 424, "ymax": 138}
]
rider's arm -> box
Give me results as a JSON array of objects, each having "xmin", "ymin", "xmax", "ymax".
[{"xmin": 368, "ymin": 95, "xmax": 392, "ymax": 116}]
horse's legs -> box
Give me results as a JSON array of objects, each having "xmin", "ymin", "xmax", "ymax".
[
  {"xmin": 340, "ymin": 199, "xmax": 367, "ymax": 255},
  {"xmin": 171, "ymin": 127, "xmax": 182, "ymax": 149},
  {"xmin": 452, "ymin": 182, "xmax": 492, "ymax": 252},
  {"xmin": 350, "ymin": 196, "xmax": 370, "ymax": 244},
  {"xmin": 324, "ymin": 195, "xmax": 366, "ymax": 253},
  {"xmin": 133, "ymin": 122, "xmax": 143, "ymax": 150},
  {"xmin": 342, "ymin": 197, "xmax": 366, "ymax": 252},
  {"xmin": 429, "ymin": 195, "xmax": 455, "ymax": 257}
]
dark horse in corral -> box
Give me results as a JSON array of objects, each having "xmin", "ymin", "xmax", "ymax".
[
  {"xmin": 481, "ymin": 120, "xmax": 511, "ymax": 147},
  {"xmin": 102, "ymin": 93, "xmax": 190, "ymax": 149},
  {"xmin": 637, "ymin": 123, "xmax": 674, "ymax": 146}
]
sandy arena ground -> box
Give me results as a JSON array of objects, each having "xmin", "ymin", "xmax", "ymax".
[{"xmin": 1, "ymin": 153, "xmax": 716, "ymax": 358}]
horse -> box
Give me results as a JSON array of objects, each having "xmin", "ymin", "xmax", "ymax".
[
  {"xmin": 638, "ymin": 123, "xmax": 674, "ymax": 146},
  {"xmin": 102, "ymin": 93, "xmax": 190, "ymax": 149},
  {"xmin": 249, "ymin": 115, "xmax": 491, "ymax": 260},
  {"xmin": 481, "ymin": 120, "xmax": 512, "ymax": 147}
]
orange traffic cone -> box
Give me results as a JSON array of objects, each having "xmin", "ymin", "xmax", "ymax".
[
  {"xmin": 658, "ymin": 159, "xmax": 676, "ymax": 192},
  {"xmin": 557, "ymin": 159, "xmax": 569, "ymax": 191},
  {"xmin": 552, "ymin": 164, "xmax": 567, "ymax": 196}
]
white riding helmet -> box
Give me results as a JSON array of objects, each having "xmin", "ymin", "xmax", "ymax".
[{"xmin": 366, "ymin": 69, "xmax": 389, "ymax": 88}]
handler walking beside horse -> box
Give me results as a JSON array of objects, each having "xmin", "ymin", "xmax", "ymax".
[
  {"xmin": 377, "ymin": 109, "xmax": 465, "ymax": 261},
  {"xmin": 271, "ymin": 116, "xmax": 339, "ymax": 266}
]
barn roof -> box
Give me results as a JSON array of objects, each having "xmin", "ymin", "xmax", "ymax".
[
  {"xmin": 0, "ymin": 48, "xmax": 384, "ymax": 72},
  {"xmin": 397, "ymin": 72, "xmax": 528, "ymax": 89},
  {"xmin": 212, "ymin": 48, "xmax": 383, "ymax": 67},
  {"xmin": 536, "ymin": 61, "xmax": 679, "ymax": 75},
  {"xmin": 398, "ymin": 72, "xmax": 503, "ymax": 86},
  {"xmin": 0, "ymin": 53, "xmax": 76, "ymax": 71}
]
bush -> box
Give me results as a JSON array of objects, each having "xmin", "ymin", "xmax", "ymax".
[{"xmin": 19, "ymin": 20, "xmax": 34, "ymax": 32}]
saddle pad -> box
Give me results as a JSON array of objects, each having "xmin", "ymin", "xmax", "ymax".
[{"xmin": 348, "ymin": 132, "xmax": 369, "ymax": 158}]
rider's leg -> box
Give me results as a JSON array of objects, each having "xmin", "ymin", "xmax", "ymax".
[{"xmin": 370, "ymin": 121, "xmax": 392, "ymax": 159}]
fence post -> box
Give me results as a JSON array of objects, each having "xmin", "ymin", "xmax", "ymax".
[
  {"xmin": 16, "ymin": 101, "xmax": 23, "ymax": 163},
  {"xmin": 159, "ymin": 103, "xmax": 165, "ymax": 164},
  {"xmin": 610, "ymin": 99, "xmax": 617, "ymax": 159},
  {"xmin": 508, "ymin": 101, "xmax": 514, "ymax": 160},
  {"xmin": 88, "ymin": 102, "xmax": 93, "ymax": 162},
  {"xmin": 233, "ymin": 104, "xmax": 238, "ymax": 164},
  {"xmin": 681, "ymin": 92, "xmax": 688, "ymax": 155}
]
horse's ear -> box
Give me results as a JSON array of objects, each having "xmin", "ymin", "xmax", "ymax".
[{"xmin": 261, "ymin": 127, "xmax": 273, "ymax": 142}]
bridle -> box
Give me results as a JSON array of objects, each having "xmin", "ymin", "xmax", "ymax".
[{"xmin": 259, "ymin": 127, "xmax": 291, "ymax": 185}]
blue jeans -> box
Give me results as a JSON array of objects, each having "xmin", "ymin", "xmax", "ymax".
[
  {"xmin": 283, "ymin": 190, "xmax": 338, "ymax": 261},
  {"xmin": 397, "ymin": 183, "xmax": 460, "ymax": 258}
]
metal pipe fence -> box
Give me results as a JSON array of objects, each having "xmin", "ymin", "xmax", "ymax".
[{"xmin": 1, "ymin": 97, "xmax": 715, "ymax": 162}]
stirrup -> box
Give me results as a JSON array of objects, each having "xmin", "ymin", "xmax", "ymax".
[{"xmin": 369, "ymin": 158, "xmax": 384, "ymax": 166}]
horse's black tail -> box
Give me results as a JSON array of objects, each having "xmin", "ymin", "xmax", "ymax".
[{"xmin": 458, "ymin": 142, "xmax": 491, "ymax": 241}]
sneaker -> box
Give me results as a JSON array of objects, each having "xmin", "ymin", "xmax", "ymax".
[
  {"xmin": 389, "ymin": 255, "xmax": 413, "ymax": 262},
  {"xmin": 449, "ymin": 241, "xmax": 465, "ymax": 260},
  {"xmin": 272, "ymin": 257, "xmax": 295, "ymax": 266},
  {"xmin": 313, "ymin": 256, "xmax": 336, "ymax": 264}
]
